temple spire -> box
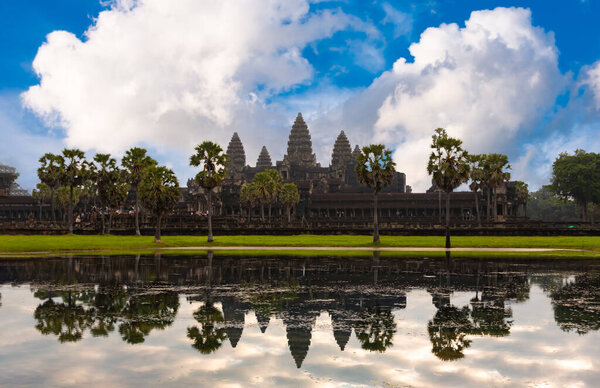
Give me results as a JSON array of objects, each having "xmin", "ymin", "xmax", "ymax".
[
  {"xmin": 352, "ymin": 145, "xmax": 361, "ymax": 161},
  {"xmin": 283, "ymin": 113, "xmax": 317, "ymax": 167},
  {"xmin": 256, "ymin": 146, "xmax": 272, "ymax": 170},
  {"xmin": 331, "ymin": 130, "xmax": 352, "ymax": 169},
  {"xmin": 226, "ymin": 132, "xmax": 246, "ymax": 171}
]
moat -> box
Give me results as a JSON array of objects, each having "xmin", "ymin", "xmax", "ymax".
[{"xmin": 1, "ymin": 254, "xmax": 599, "ymax": 387}]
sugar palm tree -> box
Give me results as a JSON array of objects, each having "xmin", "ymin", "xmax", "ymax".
[
  {"xmin": 240, "ymin": 182, "xmax": 259, "ymax": 223},
  {"xmin": 427, "ymin": 128, "xmax": 470, "ymax": 249},
  {"xmin": 355, "ymin": 144, "xmax": 396, "ymax": 243},
  {"xmin": 38, "ymin": 153, "xmax": 64, "ymax": 222},
  {"xmin": 468, "ymin": 154, "xmax": 485, "ymax": 224},
  {"xmin": 190, "ymin": 141, "xmax": 229, "ymax": 242},
  {"xmin": 279, "ymin": 183, "xmax": 300, "ymax": 223},
  {"xmin": 138, "ymin": 165, "xmax": 180, "ymax": 242},
  {"xmin": 252, "ymin": 169, "xmax": 283, "ymax": 221},
  {"xmin": 484, "ymin": 153, "xmax": 511, "ymax": 221},
  {"xmin": 58, "ymin": 149, "xmax": 89, "ymax": 234},
  {"xmin": 121, "ymin": 147, "xmax": 157, "ymax": 236}
]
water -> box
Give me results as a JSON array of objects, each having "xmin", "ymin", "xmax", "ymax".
[{"xmin": 0, "ymin": 254, "xmax": 599, "ymax": 387}]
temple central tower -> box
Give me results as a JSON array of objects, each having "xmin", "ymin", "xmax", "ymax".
[{"xmin": 283, "ymin": 113, "xmax": 317, "ymax": 167}]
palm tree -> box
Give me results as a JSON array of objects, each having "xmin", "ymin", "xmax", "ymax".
[
  {"xmin": 138, "ymin": 165, "xmax": 180, "ymax": 242},
  {"xmin": 121, "ymin": 147, "xmax": 157, "ymax": 236},
  {"xmin": 32, "ymin": 183, "xmax": 51, "ymax": 221},
  {"xmin": 427, "ymin": 128, "xmax": 470, "ymax": 249},
  {"xmin": 37, "ymin": 153, "xmax": 64, "ymax": 222},
  {"xmin": 355, "ymin": 144, "xmax": 396, "ymax": 243},
  {"xmin": 252, "ymin": 169, "xmax": 283, "ymax": 221},
  {"xmin": 468, "ymin": 154, "xmax": 485, "ymax": 224},
  {"xmin": 58, "ymin": 149, "xmax": 89, "ymax": 234},
  {"xmin": 484, "ymin": 153, "xmax": 511, "ymax": 221},
  {"xmin": 240, "ymin": 182, "xmax": 259, "ymax": 223},
  {"xmin": 514, "ymin": 181, "xmax": 530, "ymax": 217},
  {"xmin": 190, "ymin": 141, "xmax": 229, "ymax": 243},
  {"xmin": 279, "ymin": 183, "xmax": 300, "ymax": 223},
  {"xmin": 92, "ymin": 153, "xmax": 117, "ymax": 234}
]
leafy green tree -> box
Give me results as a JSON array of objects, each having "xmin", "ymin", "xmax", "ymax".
[
  {"xmin": 138, "ymin": 166, "xmax": 180, "ymax": 242},
  {"xmin": 58, "ymin": 149, "xmax": 89, "ymax": 233},
  {"xmin": 32, "ymin": 183, "xmax": 51, "ymax": 221},
  {"xmin": 190, "ymin": 142, "xmax": 229, "ymax": 242},
  {"xmin": 240, "ymin": 182, "xmax": 259, "ymax": 223},
  {"xmin": 355, "ymin": 144, "xmax": 396, "ymax": 243},
  {"xmin": 514, "ymin": 181, "xmax": 531, "ymax": 217},
  {"xmin": 527, "ymin": 186, "xmax": 579, "ymax": 221},
  {"xmin": 121, "ymin": 147, "xmax": 157, "ymax": 236},
  {"xmin": 92, "ymin": 154, "xmax": 117, "ymax": 234},
  {"xmin": 54, "ymin": 186, "xmax": 82, "ymax": 222},
  {"xmin": 427, "ymin": 128, "xmax": 470, "ymax": 248},
  {"xmin": 279, "ymin": 183, "xmax": 300, "ymax": 223},
  {"xmin": 37, "ymin": 153, "xmax": 64, "ymax": 222},
  {"xmin": 550, "ymin": 149, "xmax": 600, "ymax": 222},
  {"xmin": 482, "ymin": 153, "xmax": 511, "ymax": 221}
]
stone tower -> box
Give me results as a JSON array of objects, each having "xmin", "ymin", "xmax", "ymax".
[
  {"xmin": 331, "ymin": 130, "xmax": 353, "ymax": 169},
  {"xmin": 352, "ymin": 145, "xmax": 361, "ymax": 161},
  {"xmin": 256, "ymin": 146, "xmax": 272, "ymax": 170},
  {"xmin": 226, "ymin": 132, "xmax": 246, "ymax": 171},
  {"xmin": 283, "ymin": 113, "xmax": 317, "ymax": 167}
]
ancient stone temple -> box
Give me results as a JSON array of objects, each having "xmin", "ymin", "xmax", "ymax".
[{"xmin": 183, "ymin": 112, "xmax": 519, "ymax": 223}]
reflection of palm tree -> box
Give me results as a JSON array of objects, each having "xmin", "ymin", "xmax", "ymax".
[
  {"xmin": 355, "ymin": 306, "xmax": 396, "ymax": 352},
  {"xmin": 187, "ymin": 303, "xmax": 227, "ymax": 354},
  {"xmin": 428, "ymin": 305, "xmax": 472, "ymax": 361},
  {"xmin": 118, "ymin": 292, "xmax": 179, "ymax": 344},
  {"xmin": 470, "ymin": 297, "xmax": 512, "ymax": 337},
  {"xmin": 33, "ymin": 290, "xmax": 95, "ymax": 343}
]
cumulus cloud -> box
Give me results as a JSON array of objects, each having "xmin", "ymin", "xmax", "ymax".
[
  {"xmin": 22, "ymin": 0, "xmax": 372, "ymax": 161},
  {"xmin": 369, "ymin": 7, "xmax": 565, "ymax": 191}
]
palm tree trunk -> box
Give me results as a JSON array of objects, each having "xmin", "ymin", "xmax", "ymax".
[
  {"xmin": 261, "ymin": 204, "xmax": 265, "ymax": 222},
  {"xmin": 135, "ymin": 187, "xmax": 141, "ymax": 236},
  {"xmin": 486, "ymin": 189, "xmax": 490, "ymax": 222},
  {"xmin": 50, "ymin": 187, "xmax": 56, "ymax": 222},
  {"xmin": 207, "ymin": 190, "xmax": 213, "ymax": 242},
  {"xmin": 107, "ymin": 211, "xmax": 113, "ymax": 234},
  {"xmin": 474, "ymin": 190, "xmax": 480, "ymax": 224},
  {"xmin": 247, "ymin": 205, "xmax": 251, "ymax": 223},
  {"xmin": 373, "ymin": 192, "xmax": 380, "ymax": 243},
  {"xmin": 493, "ymin": 187, "xmax": 498, "ymax": 222},
  {"xmin": 101, "ymin": 210, "xmax": 105, "ymax": 235},
  {"xmin": 155, "ymin": 214, "xmax": 162, "ymax": 242},
  {"xmin": 68, "ymin": 185, "xmax": 74, "ymax": 234},
  {"xmin": 268, "ymin": 204, "xmax": 272, "ymax": 220},
  {"xmin": 445, "ymin": 191, "xmax": 451, "ymax": 249},
  {"xmin": 524, "ymin": 202, "xmax": 527, "ymax": 218},
  {"xmin": 287, "ymin": 206, "xmax": 291, "ymax": 223},
  {"xmin": 438, "ymin": 190, "xmax": 442, "ymax": 224}
]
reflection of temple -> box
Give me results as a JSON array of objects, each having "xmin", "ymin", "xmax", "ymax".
[
  {"xmin": 7, "ymin": 255, "xmax": 600, "ymax": 366},
  {"xmin": 185, "ymin": 113, "xmax": 521, "ymax": 223}
]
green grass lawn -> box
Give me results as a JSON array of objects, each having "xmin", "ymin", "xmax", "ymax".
[{"xmin": 0, "ymin": 234, "xmax": 599, "ymax": 253}]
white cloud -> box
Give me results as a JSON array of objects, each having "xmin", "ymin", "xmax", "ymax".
[
  {"xmin": 358, "ymin": 7, "xmax": 564, "ymax": 191},
  {"xmin": 382, "ymin": 3, "xmax": 413, "ymax": 38},
  {"xmin": 22, "ymin": 0, "xmax": 372, "ymax": 161}
]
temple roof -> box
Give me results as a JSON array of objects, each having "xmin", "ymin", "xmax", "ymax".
[
  {"xmin": 256, "ymin": 146, "xmax": 272, "ymax": 170},
  {"xmin": 331, "ymin": 130, "xmax": 353, "ymax": 169},
  {"xmin": 226, "ymin": 132, "xmax": 246, "ymax": 171},
  {"xmin": 284, "ymin": 113, "xmax": 317, "ymax": 167}
]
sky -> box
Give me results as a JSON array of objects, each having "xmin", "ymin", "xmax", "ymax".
[{"xmin": 2, "ymin": 0, "xmax": 600, "ymax": 192}]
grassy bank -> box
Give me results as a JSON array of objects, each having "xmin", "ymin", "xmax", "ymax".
[{"xmin": 0, "ymin": 234, "xmax": 599, "ymax": 253}]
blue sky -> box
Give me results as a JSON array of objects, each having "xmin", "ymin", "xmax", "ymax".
[{"xmin": 2, "ymin": 0, "xmax": 600, "ymax": 191}]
